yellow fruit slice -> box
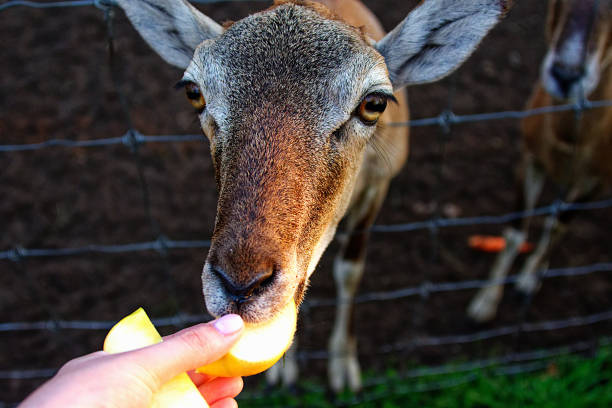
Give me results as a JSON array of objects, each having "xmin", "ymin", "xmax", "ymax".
[
  {"xmin": 103, "ymin": 308, "xmax": 209, "ymax": 408},
  {"xmin": 197, "ymin": 300, "xmax": 297, "ymax": 377},
  {"xmin": 103, "ymin": 308, "xmax": 162, "ymax": 352}
]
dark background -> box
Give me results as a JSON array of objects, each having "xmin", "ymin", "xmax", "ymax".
[{"xmin": 1, "ymin": 0, "xmax": 611, "ymax": 404}]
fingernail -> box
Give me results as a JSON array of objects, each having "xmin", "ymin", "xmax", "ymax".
[{"xmin": 213, "ymin": 314, "xmax": 244, "ymax": 335}]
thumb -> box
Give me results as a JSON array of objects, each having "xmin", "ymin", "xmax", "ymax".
[{"xmin": 123, "ymin": 314, "xmax": 244, "ymax": 387}]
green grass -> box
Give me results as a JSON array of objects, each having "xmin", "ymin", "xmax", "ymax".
[{"xmin": 238, "ymin": 345, "xmax": 611, "ymax": 407}]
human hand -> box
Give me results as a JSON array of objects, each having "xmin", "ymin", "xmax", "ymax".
[{"xmin": 20, "ymin": 314, "xmax": 245, "ymax": 408}]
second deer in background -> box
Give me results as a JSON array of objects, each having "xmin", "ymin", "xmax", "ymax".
[{"xmin": 469, "ymin": 0, "xmax": 612, "ymax": 323}]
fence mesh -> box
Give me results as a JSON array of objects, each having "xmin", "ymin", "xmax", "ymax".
[{"xmin": 1, "ymin": 0, "xmax": 611, "ymax": 406}]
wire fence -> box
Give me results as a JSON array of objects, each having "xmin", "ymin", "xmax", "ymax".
[
  {"xmin": 1, "ymin": 197, "xmax": 612, "ymax": 261},
  {"xmin": 1, "ymin": 262, "xmax": 610, "ymax": 333},
  {"xmin": 1, "ymin": 0, "xmax": 612, "ymax": 406},
  {"xmin": 0, "ymin": 0, "xmax": 269, "ymax": 11}
]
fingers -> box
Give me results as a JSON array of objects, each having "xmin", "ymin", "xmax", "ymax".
[
  {"xmin": 198, "ymin": 376, "xmax": 243, "ymax": 405},
  {"xmin": 187, "ymin": 371, "xmax": 214, "ymax": 387},
  {"xmin": 123, "ymin": 314, "xmax": 244, "ymax": 387},
  {"xmin": 187, "ymin": 371, "xmax": 243, "ymax": 404},
  {"xmin": 210, "ymin": 397, "xmax": 238, "ymax": 408}
]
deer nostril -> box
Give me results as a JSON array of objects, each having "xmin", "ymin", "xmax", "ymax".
[
  {"xmin": 211, "ymin": 265, "xmax": 276, "ymax": 305},
  {"xmin": 259, "ymin": 267, "xmax": 276, "ymax": 289},
  {"xmin": 550, "ymin": 63, "xmax": 583, "ymax": 95}
]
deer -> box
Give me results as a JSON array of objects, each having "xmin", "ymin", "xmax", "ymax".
[
  {"xmin": 115, "ymin": 0, "xmax": 510, "ymax": 392},
  {"xmin": 468, "ymin": 0, "xmax": 612, "ymax": 323}
]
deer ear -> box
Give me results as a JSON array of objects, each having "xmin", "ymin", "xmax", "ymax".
[
  {"xmin": 375, "ymin": 0, "xmax": 511, "ymax": 90},
  {"xmin": 116, "ymin": 0, "xmax": 223, "ymax": 69}
]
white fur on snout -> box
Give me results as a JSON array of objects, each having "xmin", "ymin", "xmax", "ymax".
[
  {"xmin": 581, "ymin": 52, "xmax": 602, "ymax": 97},
  {"xmin": 201, "ymin": 259, "xmax": 298, "ymax": 324},
  {"xmin": 541, "ymin": 52, "xmax": 562, "ymax": 99},
  {"xmin": 558, "ymin": 32, "xmax": 586, "ymax": 67},
  {"xmin": 541, "ymin": 35, "xmax": 601, "ymax": 100},
  {"xmin": 201, "ymin": 261, "xmax": 228, "ymax": 318}
]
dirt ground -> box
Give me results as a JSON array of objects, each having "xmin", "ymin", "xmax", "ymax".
[{"xmin": 1, "ymin": 0, "xmax": 611, "ymax": 404}]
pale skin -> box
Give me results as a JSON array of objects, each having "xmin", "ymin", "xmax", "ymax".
[{"xmin": 19, "ymin": 314, "xmax": 245, "ymax": 408}]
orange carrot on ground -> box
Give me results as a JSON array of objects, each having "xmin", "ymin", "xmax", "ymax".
[{"xmin": 468, "ymin": 235, "xmax": 534, "ymax": 253}]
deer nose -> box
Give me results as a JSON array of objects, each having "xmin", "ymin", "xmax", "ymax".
[
  {"xmin": 211, "ymin": 265, "xmax": 276, "ymax": 305},
  {"xmin": 550, "ymin": 62, "xmax": 583, "ymax": 96}
]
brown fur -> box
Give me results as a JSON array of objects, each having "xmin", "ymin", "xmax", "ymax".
[
  {"xmin": 271, "ymin": 0, "xmax": 370, "ymax": 41},
  {"xmin": 468, "ymin": 0, "xmax": 612, "ymax": 325},
  {"xmin": 116, "ymin": 0, "xmax": 510, "ymax": 390},
  {"xmin": 196, "ymin": 0, "xmax": 409, "ymax": 323},
  {"xmin": 220, "ymin": 1, "xmax": 372, "ymax": 42}
]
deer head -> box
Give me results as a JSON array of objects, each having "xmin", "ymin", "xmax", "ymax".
[
  {"xmin": 116, "ymin": 0, "xmax": 509, "ymax": 323},
  {"xmin": 542, "ymin": 0, "xmax": 612, "ymax": 100}
]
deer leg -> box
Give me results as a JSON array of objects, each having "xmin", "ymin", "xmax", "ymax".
[
  {"xmin": 467, "ymin": 227, "xmax": 526, "ymax": 322},
  {"xmin": 468, "ymin": 157, "xmax": 545, "ymax": 322},
  {"xmin": 328, "ymin": 256, "xmax": 364, "ymax": 393},
  {"xmin": 515, "ymin": 179, "xmax": 599, "ymax": 295},
  {"xmin": 329, "ymin": 183, "xmax": 389, "ymax": 393},
  {"xmin": 515, "ymin": 215, "xmax": 561, "ymax": 294}
]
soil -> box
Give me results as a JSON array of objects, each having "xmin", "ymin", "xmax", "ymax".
[{"xmin": 1, "ymin": 0, "xmax": 611, "ymax": 404}]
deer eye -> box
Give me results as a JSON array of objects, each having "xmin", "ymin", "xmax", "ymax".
[
  {"xmin": 357, "ymin": 93, "xmax": 388, "ymax": 125},
  {"xmin": 184, "ymin": 82, "xmax": 206, "ymax": 113}
]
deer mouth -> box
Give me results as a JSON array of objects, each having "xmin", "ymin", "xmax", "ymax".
[
  {"xmin": 542, "ymin": 52, "xmax": 600, "ymax": 101},
  {"xmin": 201, "ymin": 257, "xmax": 307, "ymax": 324}
]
